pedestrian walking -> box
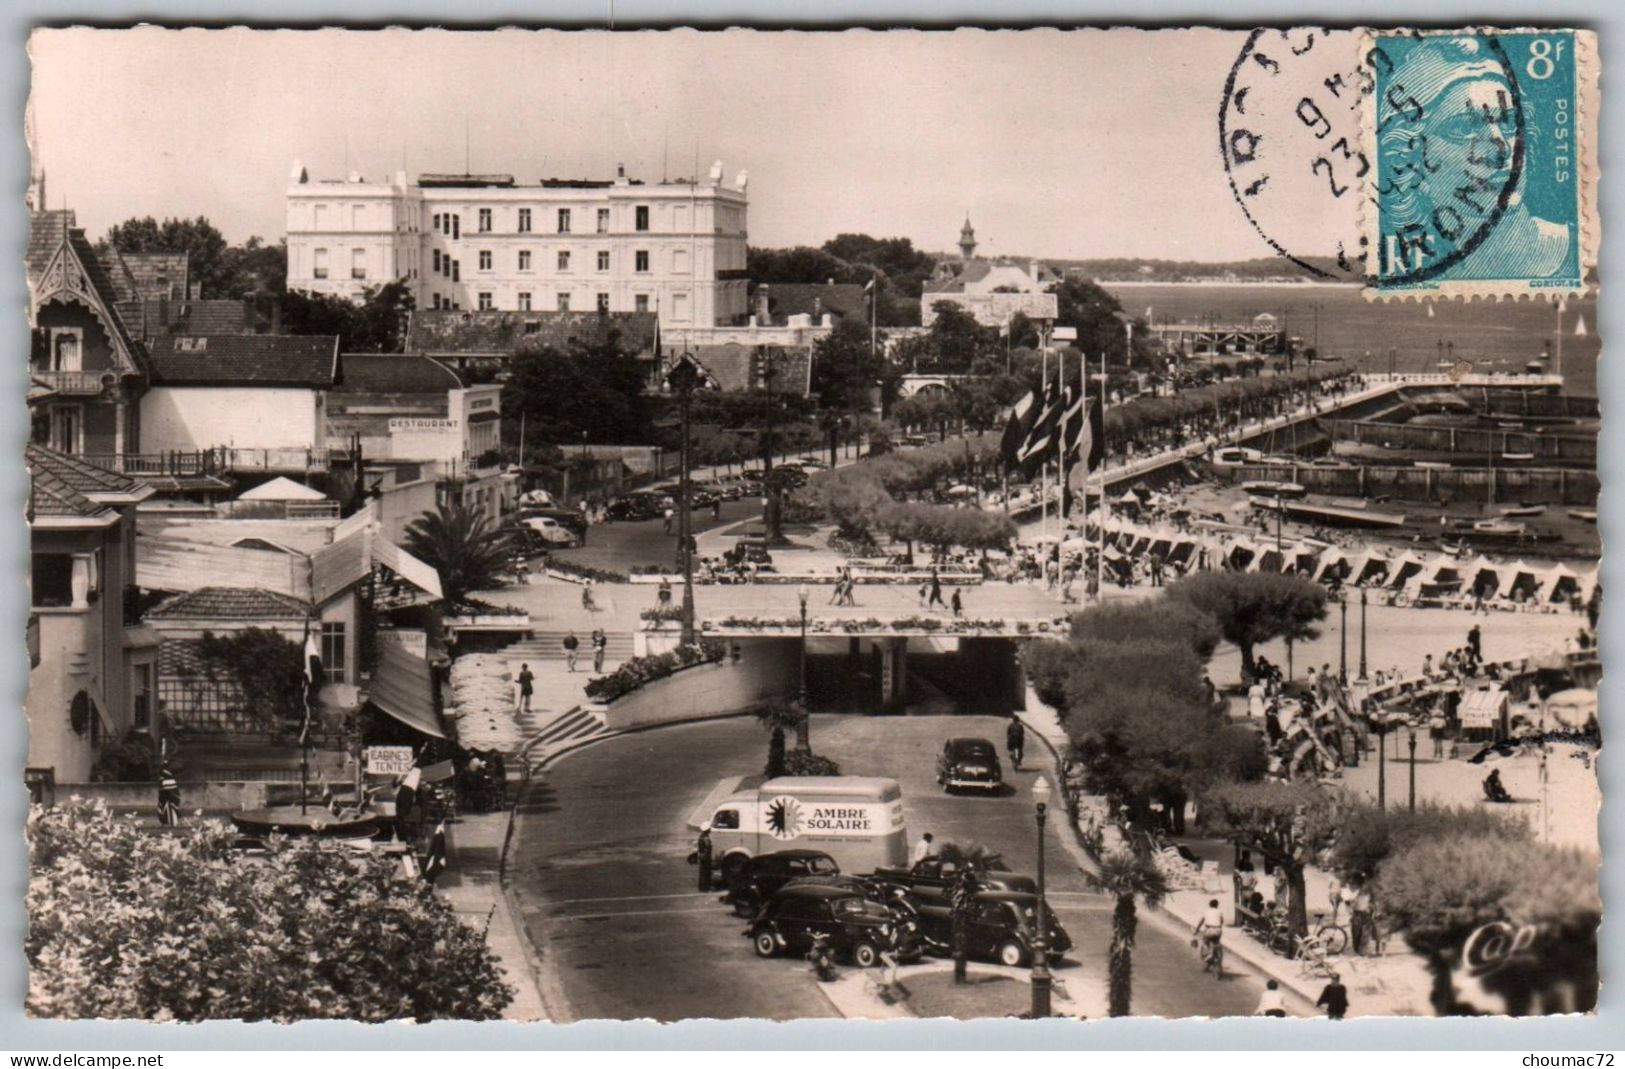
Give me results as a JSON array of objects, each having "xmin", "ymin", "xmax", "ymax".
[
  {"xmin": 563, "ymin": 631, "xmax": 580, "ymax": 673},
  {"xmin": 658, "ymin": 577, "xmax": 673, "ymax": 607},
  {"xmin": 1467, "ymin": 624, "xmax": 1482, "ymax": 661},
  {"xmin": 1316, "ymin": 971, "xmax": 1349, "ymax": 1019},
  {"xmin": 912, "ymin": 831, "xmax": 936, "ymax": 864},
  {"xmin": 1350, "ymin": 880, "xmax": 1376, "ymax": 955},
  {"xmin": 1006, "ymin": 717, "xmax": 1025, "ymax": 770},
  {"xmin": 917, "ymin": 581, "xmax": 930, "ymax": 608},
  {"xmin": 156, "ymin": 766, "xmax": 182, "ymax": 827},
  {"xmin": 927, "ymin": 569, "xmax": 945, "ymax": 610},
  {"xmin": 582, "ymin": 578, "xmax": 597, "ymax": 612},
  {"xmin": 1429, "ymin": 709, "xmax": 1447, "ymax": 759},
  {"xmin": 592, "ymin": 629, "xmax": 607, "ymax": 673},
  {"xmin": 950, "ymin": 589, "xmax": 963, "ymax": 618},
  {"xmin": 712, "ymin": 498, "xmax": 722, "ymax": 521},
  {"xmin": 1255, "ymin": 979, "xmax": 1287, "ymax": 1017},
  {"xmin": 394, "ymin": 764, "xmax": 421, "ymax": 842},
  {"xmin": 516, "ymin": 663, "xmax": 535, "ymax": 712},
  {"xmin": 693, "ymin": 823, "xmax": 715, "ymax": 891},
  {"xmin": 663, "ymin": 506, "xmax": 675, "ymax": 535}
]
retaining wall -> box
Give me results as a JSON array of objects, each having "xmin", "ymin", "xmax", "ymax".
[
  {"xmin": 600, "ymin": 638, "xmax": 801, "ymax": 732},
  {"xmin": 1322, "ymin": 419, "xmax": 1595, "ymax": 463},
  {"xmin": 1219, "ymin": 463, "xmax": 1598, "ymax": 505}
]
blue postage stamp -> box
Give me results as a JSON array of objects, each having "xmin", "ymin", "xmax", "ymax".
[{"xmin": 1365, "ymin": 28, "xmax": 1595, "ymax": 298}]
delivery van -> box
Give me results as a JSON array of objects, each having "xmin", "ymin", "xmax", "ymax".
[{"xmin": 696, "ymin": 776, "xmax": 908, "ymax": 882}]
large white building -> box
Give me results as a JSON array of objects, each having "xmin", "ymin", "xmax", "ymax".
[{"xmin": 284, "ymin": 161, "xmax": 750, "ymax": 330}]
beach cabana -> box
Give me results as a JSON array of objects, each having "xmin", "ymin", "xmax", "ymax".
[
  {"xmin": 1387, "ymin": 552, "xmax": 1427, "ymax": 589},
  {"xmin": 1311, "ymin": 549, "xmax": 1350, "ymax": 584},
  {"xmin": 1251, "ymin": 546, "xmax": 1286, "ymax": 574},
  {"xmin": 1464, "ymin": 557, "xmax": 1504, "ymax": 600},
  {"xmin": 1226, "ymin": 541, "xmax": 1257, "ymax": 571},
  {"xmin": 1501, "ymin": 561, "xmax": 1546, "ymax": 603},
  {"xmin": 1166, "ymin": 538, "xmax": 1197, "ymax": 567},
  {"xmin": 1541, "ymin": 563, "xmax": 1584, "ymax": 605},
  {"xmin": 1348, "ymin": 551, "xmax": 1391, "ymax": 587}
]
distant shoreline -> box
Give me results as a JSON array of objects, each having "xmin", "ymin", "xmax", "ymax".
[{"xmin": 1100, "ymin": 280, "xmax": 1362, "ymax": 288}]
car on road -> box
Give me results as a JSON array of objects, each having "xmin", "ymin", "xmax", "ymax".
[
  {"xmin": 522, "ymin": 516, "xmax": 579, "ymax": 547},
  {"xmin": 798, "ymin": 459, "xmax": 828, "ymax": 471},
  {"xmin": 605, "ymin": 494, "xmax": 661, "ymax": 522},
  {"xmin": 713, "ymin": 481, "xmax": 745, "ymax": 501},
  {"xmin": 519, "ymin": 506, "xmax": 588, "ymax": 539},
  {"xmin": 722, "ymin": 850, "xmax": 840, "ymax": 917},
  {"xmin": 871, "ymin": 855, "xmax": 1038, "ymax": 903},
  {"xmin": 936, "ymin": 737, "xmax": 1004, "ymax": 793},
  {"xmin": 914, "ymin": 890, "xmax": 1072, "ymax": 967},
  {"xmin": 746, "ymin": 884, "xmax": 908, "ymax": 967},
  {"xmin": 700, "ymin": 776, "xmax": 910, "ymax": 882}
]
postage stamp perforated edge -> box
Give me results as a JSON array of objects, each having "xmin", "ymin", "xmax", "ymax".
[{"xmin": 1359, "ymin": 27, "xmax": 1599, "ymax": 303}]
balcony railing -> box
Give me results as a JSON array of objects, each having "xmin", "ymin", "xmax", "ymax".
[{"xmin": 31, "ymin": 369, "xmax": 115, "ymax": 395}]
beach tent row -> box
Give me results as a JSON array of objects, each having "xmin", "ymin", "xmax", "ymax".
[{"xmin": 1089, "ymin": 520, "xmax": 1597, "ymax": 607}]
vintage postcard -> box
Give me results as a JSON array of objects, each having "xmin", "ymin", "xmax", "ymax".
[{"xmin": 22, "ymin": 26, "xmax": 1600, "ymax": 1027}]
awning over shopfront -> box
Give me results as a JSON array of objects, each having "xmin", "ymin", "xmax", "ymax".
[{"xmin": 368, "ymin": 642, "xmax": 445, "ymax": 739}]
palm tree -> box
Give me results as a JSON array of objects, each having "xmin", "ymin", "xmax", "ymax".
[
  {"xmin": 1087, "ymin": 849, "xmax": 1170, "ymax": 1017},
  {"xmin": 936, "ymin": 841, "xmax": 997, "ymax": 983},
  {"xmin": 402, "ymin": 501, "xmax": 513, "ymax": 608},
  {"xmin": 754, "ymin": 699, "xmax": 801, "ymax": 777}
]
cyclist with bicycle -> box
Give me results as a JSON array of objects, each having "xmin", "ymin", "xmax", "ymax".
[{"xmin": 1193, "ymin": 898, "xmax": 1225, "ymax": 974}]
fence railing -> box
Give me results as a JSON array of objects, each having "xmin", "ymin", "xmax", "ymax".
[
  {"xmin": 79, "ymin": 446, "xmax": 332, "ymax": 477},
  {"xmin": 31, "ymin": 369, "xmax": 114, "ymax": 395}
]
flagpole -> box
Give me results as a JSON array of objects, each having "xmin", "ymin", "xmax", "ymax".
[
  {"xmin": 1096, "ymin": 350, "xmax": 1107, "ymax": 601},
  {"xmin": 1040, "ymin": 345, "xmax": 1050, "ymax": 541},
  {"xmin": 300, "ymin": 617, "xmax": 312, "ymax": 815}
]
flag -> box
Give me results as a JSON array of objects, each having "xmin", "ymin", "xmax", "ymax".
[
  {"xmin": 1016, "ymin": 378, "xmax": 1065, "ymax": 478},
  {"xmin": 423, "ymin": 821, "xmax": 448, "ymax": 884},
  {"xmin": 1000, "ymin": 389, "xmax": 1039, "ymax": 472},
  {"xmin": 1060, "ymin": 397, "xmax": 1104, "ymax": 515},
  {"xmin": 864, "ymin": 277, "xmax": 876, "ymax": 295},
  {"xmin": 1575, "ymin": 314, "xmax": 1588, "ymax": 337}
]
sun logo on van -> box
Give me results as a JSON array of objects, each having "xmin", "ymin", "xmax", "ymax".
[{"xmin": 764, "ymin": 795, "xmax": 802, "ymax": 840}]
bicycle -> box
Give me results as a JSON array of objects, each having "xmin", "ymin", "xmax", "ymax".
[
  {"xmin": 1308, "ymin": 911, "xmax": 1349, "ymax": 956},
  {"xmin": 1196, "ymin": 935, "xmax": 1225, "ymax": 977},
  {"xmin": 1294, "ymin": 930, "xmax": 1338, "ymax": 979}
]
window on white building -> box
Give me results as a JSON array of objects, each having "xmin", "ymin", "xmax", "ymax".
[
  {"xmin": 352, "ymin": 204, "xmax": 365, "ymax": 230},
  {"xmin": 49, "ymin": 329, "xmax": 81, "ymax": 372},
  {"xmin": 673, "ymin": 248, "xmax": 690, "ymax": 274},
  {"xmin": 478, "ymin": 208, "xmax": 492, "ymax": 233},
  {"xmin": 433, "ymin": 249, "xmax": 442, "ymax": 272},
  {"xmin": 518, "ymin": 292, "xmax": 532, "ymax": 311},
  {"xmin": 635, "ymin": 205, "xmax": 650, "ymax": 231},
  {"xmin": 597, "ymin": 250, "xmax": 610, "ymax": 271},
  {"xmin": 352, "ymin": 248, "xmax": 366, "ymax": 279},
  {"xmin": 433, "ymin": 213, "xmax": 442, "ymax": 232},
  {"xmin": 672, "ymin": 292, "xmax": 690, "ymax": 321},
  {"xmin": 518, "ymin": 208, "xmax": 532, "ymax": 233},
  {"xmin": 557, "ymin": 208, "xmax": 572, "ymax": 234},
  {"xmin": 635, "ymin": 294, "xmax": 650, "ymax": 313},
  {"xmin": 557, "ymin": 292, "xmax": 571, "ymax": 312},
  {"xmin": 452, "ymin": 214, "xmax": 460, "ymax": 239},
  {"xmin": 478, "ymin": 292, "xmax": 493, "ymax": 310},
  {"xmin": 48, "ymin": 406, "xmax": 80, "ymax": 455},
  {"xmin": 452, "ymin": 260, "xmax": 461, "ymax": 282},
  {"xmin": 558, "ymin": 250, "xmax": 571, "ymax": 272},
  {"xmin": 432, "ymin": 294, "xmax": 442, "ymax": 310},
  {"xmin": 518, "ymin": 249, "xmax": 532, "ymax": 271},
  {"xmin": 596, "ymin": 292, "xmax": 610, "ymax": 313},
  {"xmin": 313, "ymin": 247, "xmax": 329, "ymax": 279},
  {"xmin": 321, "ymin": 622, "xmax": 347, "ymax": 684},
  {"xmin": 597, "ymin": 208, "xmax": 610, "ymax": 233},
  {"xmin": 479, "ymin": 250, "xmax": 492, "ymax": 271},
  {"xmin": 314, "ymin": 204, "xmax": 328, "ymax": 228},
  {"xmin": 635, "ymin": 250, "xmax": 650, "ymax": 272}
]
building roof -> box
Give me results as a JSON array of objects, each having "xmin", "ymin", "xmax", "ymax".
[
  {"xmin": 119, "ymin": 298, "xmax": 257, "ymax": 341},
  {"xmin": 109, "ymin": 251, "xmax": 189, "ymax": 303},
  {"xmin": 25, "ymin": 210, "xmax": 74, "ymax": 283},
  {"xmin": 147, "ymin": 586, "xmax": 311, "ymax": 620},
  {"xmin": 146, "ymin": 334, "xmax": 340, "ymax": 387},
  {"xmin": 237, "ymin": 476, "xmax": 328, "ymax": 502},
  {"xmin": 28, "ymin": 212, "xmax": 150, "ymax": 378},
  {"xmin": 923, "ymin": 258, "xmax": 1060, "ymax": 295},
  {"xmin": 405, "ymin": 309, "xmax": 660, "ymax": 359},
  {"xmin": 334, "ymin": 353, "xmax": 465, "ymax": 393},
  {"xmin": 758, "ymin": 283, "xmax": 868, "ymax": 324},
  {"xmin": 27, "ymin": 444, "xmax": 150, "ymax": 522},
  {"xmin": 687, "ymin": 344, "xmax": 812, "ymax": 395}
]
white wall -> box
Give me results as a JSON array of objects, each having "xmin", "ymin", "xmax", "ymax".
[
  {"xmin": 141, "ymin": 387, "xmax": 322, "ymax": 452},
  {"xmin": 600, "ymin": 639, "xmax": 799, "ymax": 732}
]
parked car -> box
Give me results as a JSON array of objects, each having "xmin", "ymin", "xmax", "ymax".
[
  {"xmin": 605, "ymin": 495, "xmax": 660, "ymax": 522},
  {"xmin": 799, "ymin": 459, "xmax": 828, "ymax": 471},
  {"xmin": 518, "ymin": 506, "xmax": 588, "ymax": 539},
  {"xmin": 715, "ymin": 482, "xmax": 745, "ymax": 501},
  {"xmin": 914, "ymin": 890, "xmax": 1071, "ymax": 967},
  {"xmin": 746, "ymin": 884, "xmax": 912, "ymax": 967},
  {"xmin": 722, "ymin": 850, "xmax": 840, "ymax": 917},
  {"xmin": 871, "ymin": 855, "xmax": 1037, "ymax": 903},
  {"xmin": 522, "ymin": 516, "xmax": 578, "ymax": 547},
  {"xmin": 936, "ymin": 737, "xmax": 1004, "ymax": 793}
]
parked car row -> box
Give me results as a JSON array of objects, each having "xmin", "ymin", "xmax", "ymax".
[{"xmin": 724, "ymin": 849, "xmax": 1070, "ymax": 970}]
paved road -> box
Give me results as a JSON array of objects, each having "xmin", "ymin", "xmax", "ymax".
[{"xmin": 511, "ymin": 714, "xmax": 1266, "ymax": 1021}]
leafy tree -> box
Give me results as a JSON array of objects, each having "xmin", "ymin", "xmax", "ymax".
[
  {"xmin": 1374, "ymin": 837, "xmax": 1598, "ymax": 1015},
  {"xmin": 505, "ymin": 342, "xmax": 648, "ymax": 446},
  {"xmin": 1332, "ymin": 801, "xmax": 1532, "ymax": 884},
  {"xmin": 1087, "ymin": 850, "xmax": 1169, "ymax": 1017},
  {"xmin": 745, "ymin": 246, "xmax": 853, "ymax": 288},
  {"xmin": 1047, "ymin": 277, "xmax": 1155, "ymax": 370},
  {"xmin": 402, "ymin": 501, "xmax": 513, "ymax": 608},
  {"xmin": 924, "ymin": 302, "xmax": 996, "ymax": 373},
  {"xmin": 1169, "ymin": 571, "xmax": 1327, "ymax": 680},
  {"xmin": 1201, "ymin": 780, "xmax": 1341, "ymax": 940},
  {"xmin": 755, "ymin": 699, "xmax": 801, "ymax": 776},
  {"xmin": 819, "ymin": 234, "xmax": 936, "ymax": 298},
  {"xmin": 194, "ymin": 628, "xmax": 307, "ymax": 734},
  {"xmin": 281, "ymin": 280, "xmax": 415, "ymax": 352},
  {"xmin": 936, "ymin": 841, "xmax": 996, "ymax": 983},
  {"xmin": 26, "ymin": 801, "xmax": 512, "ymax": 1021},
  {"xmin": 1005, "ymin": 311, "xmax": 1041, "ymax": 350},
  {"xmin": 810, "ymin": 318, "xmax": 895, "ymax": 412},
  {"xmin": 1070, "ymin": 598, "xmax": 1221, "ymax": 661},
  {"xmin": 102, "ymin": 215, "xmax": 228, "ymax": 294}
]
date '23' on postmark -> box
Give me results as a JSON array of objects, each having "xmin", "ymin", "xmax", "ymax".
[{"xmin": 1366, "ymin": 28, "xmax": 1597, "ymax": 299}]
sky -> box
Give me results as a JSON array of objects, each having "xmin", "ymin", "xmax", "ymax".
[{"xmin": 27, "ymin": 27, "xmax": 1346, "ymax": 262}]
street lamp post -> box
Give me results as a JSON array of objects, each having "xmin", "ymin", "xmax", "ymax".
[
  {"xmin": 797, "ymin": 584, "xmax": 811, "ymax": 752},
  {"xmin": 1339, "ymin": 594, "xmax": 1348, "ymax": 684},
  {"xmin": 1377, "ymin": 714, "xmax": 1387, "ymax": 812},
  {"xmin": 1358, "ymin": 588, "xmax": 1368, "ymax": 680},
  {"xmin": 666, "ymin": 356, "xmax": 705, "ymax": 646},
  {"xmin": 1407, "ymin": 723, "xmax": 1418, "ymax": 812},
  {"xmin": 1029, "ymin": 777, "xmax": 1053, "ymax": 1019}
]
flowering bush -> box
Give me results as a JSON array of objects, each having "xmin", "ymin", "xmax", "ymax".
[
  {"xmin": 783, "ymin": 752, "xmax": 842, "ymax": 776},
  {"xmin": 26, "ymin": 801, "xmax": 512, "ymax": 1022},
  {"xmin": 639, "ymin": 606, "xmax": 685, "ymax": 624},
  {"xmin": 583, "ymin": 640, "xmax": 728, "ymax": 703}
]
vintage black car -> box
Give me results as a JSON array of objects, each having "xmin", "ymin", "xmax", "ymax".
[
  {"xmin": 936, "ymin": 737, "xmax": 1004, "ymax": 793},
  {"xmin": 871, "ymin": 855, "xmax": 1038, "ymax": 903},
  {"xmin": 518, "ymin": 506, "xmax": 589, "ymax": 539},
  {"xmin": 915, "ymin": 890, "xmax": 1071, "ymax": 967},
  {"xmin": 722, "ymin": 849, "xmax": 840, "ymax": 916},
  {"xmin": 605, "ymin": 494, "xmax": 661, "ymax": 522},
  {"xmin": 746, "ymin": 884, "xmax": 915, "ymax": 967}
]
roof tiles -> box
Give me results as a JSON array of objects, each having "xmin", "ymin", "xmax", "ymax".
[{"xmin": 147, "ymin": 334, "xmax": 339, "ymax": 387}]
